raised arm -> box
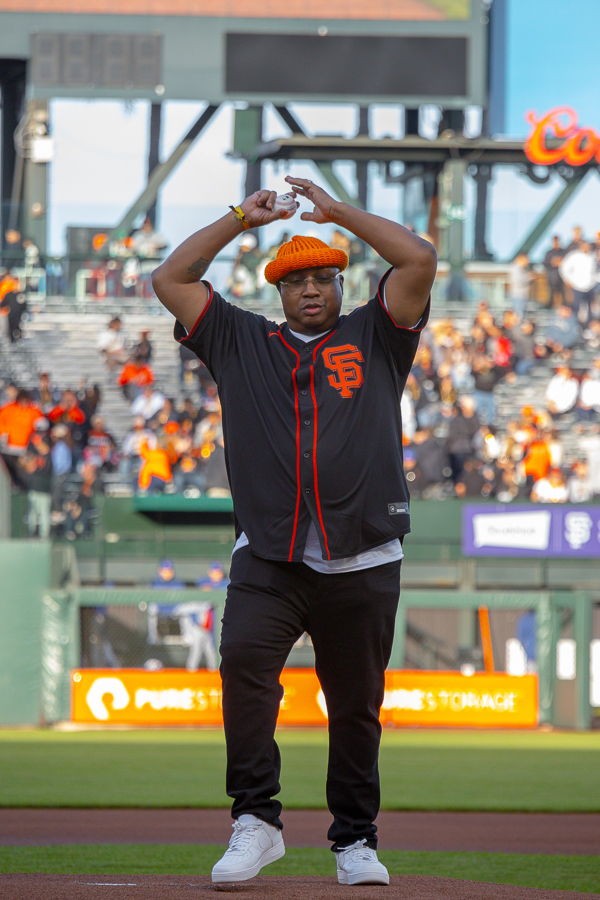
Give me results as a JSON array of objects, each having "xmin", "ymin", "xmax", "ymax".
[
  {"xmin": 151, "ymin": 190, "xmax": 296, "ymax": 332},
  {"xmin": 285, "ymin": 175, "xmax": 437, "ymax": 328}
]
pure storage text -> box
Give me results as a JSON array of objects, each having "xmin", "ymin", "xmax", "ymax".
[
  {"xmin": 72, "ymin": 669, "xmax": 538, "ymax": 727},
  {"xmin": 73, "ymin": 670, "xmax": 225, "ymax": 725},
  {"xmin": 383, "ymin": 688, "xmax": 518, "ymax": 712},
  {"xmin": 381, "ymin": 673, "xmax": 538, "ymax": 727}
]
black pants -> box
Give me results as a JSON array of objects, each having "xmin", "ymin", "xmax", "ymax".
[{"xmin": 219, "ymin": 545, "xmax": 401, "ymax": 850}]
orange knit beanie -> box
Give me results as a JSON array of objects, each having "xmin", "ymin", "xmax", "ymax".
[{"xmin": 264, "ymin": 235, "xmax": 349, "ymax": 285}]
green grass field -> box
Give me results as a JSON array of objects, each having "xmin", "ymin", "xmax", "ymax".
[
  {"xmin": 2, "ymin": 728, "xmax": 599, "ymax": 893},
  {"xmin": 0, "ymin": 846, "xmax": 598, "ymax": 894},
  {"xmin": 1, "ymin": 727, "xmax": 599, "ymax": 811}
]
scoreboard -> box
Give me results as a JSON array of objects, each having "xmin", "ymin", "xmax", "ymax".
[{"xmin": 1, "ymin": 0, "xmax": 487, "ymax": 107}]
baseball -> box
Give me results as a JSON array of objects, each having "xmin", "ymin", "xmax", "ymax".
[{"xmin": 273, "ymin": 193, "xmax": 298, "ymax": 219}]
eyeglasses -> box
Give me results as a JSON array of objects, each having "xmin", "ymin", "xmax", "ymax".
[{"xmin": 279, "ymin": 273, "xmax": 341, "ymax": 291}]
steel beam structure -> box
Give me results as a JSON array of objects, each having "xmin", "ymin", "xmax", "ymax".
[
  {"xmin": 0, "ymin": 59, "xmax": 27, "ymax": 247},
  {"xmin": 105, "ymin": 103, "xmax": 220, "ymax": 245},
  {"xmin": 270, "ymin": 106, "xmax": 363, "ymax": 209},
  {"xmin": 512, "ymin": 169, "xmax": 590, "ymax": 258},
  {"xmin": 146, "ymin": 103, "xmax": 162, "ymax": 228}
]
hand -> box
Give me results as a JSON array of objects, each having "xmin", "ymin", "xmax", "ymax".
[
  {"xmin": 284, "ymin": 176, "xmax": 339, "ymax": 224},
  {"xmin": 240, "ymin": 189, "xmax": 297, "ymax": 227}
]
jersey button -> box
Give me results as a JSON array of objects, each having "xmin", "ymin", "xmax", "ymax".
[
  {"xmin": 303, "ymin": 452, "xmax": 310, "ymax": 458},
  {"xmin": 304, "ymin": 487, "xmax": 311, "ymax": 494},
  {"xmin": 301, "ymin": 390, "xmax": 308, "ymax": 395},
  {"xmin": 304, "ymin": 419, "xmax": 311, "ymax": 425}
]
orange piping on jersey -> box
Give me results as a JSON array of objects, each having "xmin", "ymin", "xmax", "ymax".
[
  {"xmin": 311, "ymin": 331, "xmax": 338, "ymax": 361},
  {"xmin": 179, "ymin": 283, "xmax": 214, "ymax": 341},
  {"xmin": 377, "ymin": 278, "xmax": 428, "ymax": 332},
  {"xmin": 277, "ymin": 332, "xmax": 302, "ymax": 561},
  {"xmin": 309, "ymin": 364, "xmax": 330, "ymax": 560}
]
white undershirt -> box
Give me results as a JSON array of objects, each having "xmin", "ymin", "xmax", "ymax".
[{"xmin": 233, "ymin": 314, "xmax": 404, "ymax": 573}]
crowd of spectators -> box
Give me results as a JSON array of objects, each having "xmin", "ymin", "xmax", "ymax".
[
  {"xmin": 1, "ymin": 216, "xmax": 168, "ymax": 302},
  {"xmin": 3, "ymin": 224, "xmax": 600, "ymax": 542},
  {"xmin": 397, "ymin": 222, "xmax": 600, "ymax": 504},
  {"xmin": 0, "ymin": 316, "xmax": 230, "ymax": 538},
  {"xmin": 399, "ymin": 241, "xmax": 600, "ymax": 504}
]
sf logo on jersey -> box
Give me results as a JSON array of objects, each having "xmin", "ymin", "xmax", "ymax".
[{"xmin": 322, "ymin": 345, "xmax": 364, "ymax": 398}]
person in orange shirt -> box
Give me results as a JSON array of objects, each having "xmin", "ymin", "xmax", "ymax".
[
  {"xmin": 0, "ymin": 389, "xmax": 43, "ymax": 486},
  {"xmin": 0, "ymin": 269, "xmax": 23, "ymax": 342},
  {"xmin": 137, "ymin": 437, "xmax": 172, "ymax": 493},
  {"xmin": 48, "ymin": 390, "xmax": 89, "ymax": 464},
  {"xmin": 117, "ymin": 354, "xmax": 155, "ymax": 401},
  {"xmin": 0, "ymin": 268, "xmax": 20, "ymax": 304},
  {"xmin": 522, "ymin": 426, "xmax": 552, "ymax": 484},
  {"xmin": 48, "ymin": 390, "xmax": 87, "ymax": 428},
  {"xmin": 0, "ymin": 389, "xmax": 43, "ymax": 451}
]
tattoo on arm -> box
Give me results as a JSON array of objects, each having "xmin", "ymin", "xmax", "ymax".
[{"xmin": 187, "ymin": 256, "xmax": 211, "ymax": 279}]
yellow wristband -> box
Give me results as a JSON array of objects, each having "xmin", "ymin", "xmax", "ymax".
[{"xmin": 229, "ymin": 205, "xmax": 250, "ymax": 230}]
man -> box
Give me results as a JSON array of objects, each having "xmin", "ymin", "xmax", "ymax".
[
  {"xmin": 0, "ymin": 388, "xmax": 43, "ymax": 452},
  {"xmin": 130, "ymin": 382, "xmax": 166, "ymax": 422},
  {"xmin": 530, "ymin": 466, "xmax": 568, "ymax": 503},
  {"xmin": 0, "ymin": 288, "xmax": 27, "ymax": 343},
  {"xmin": 31, "ymin": 372, "xmax": 61, "ymax": 413},
  {"xmin": 197, "ymin": 560, "xmax": 230, "ymax": 590},
  {"xmin": 566, "ymin": 459, "xmax": 594, "ymax": 503},
  {"xmin": 83, "ymin": 415, "xmax": 118, "ymax": 471},
  {"xmin": 96, "ymin": 316, "xmax": 128, "ymax": 371},
  {"xmin": 62, "ymin": 460, "xmax": 102, "ymax": 540},
  {"xmin": 149, "ymin": 561, "xmax": 217, "ymax": 672},
  {"xmin": 50, "ymin": 422, "xmax": 72, "ymax": 513},
  {"xmin": 152, "ymin": 176, "xmax": 436, "ymax": 886},
  {"xmin": 133, "ymin": 329, "xmax": 153, "ymax": 364},
  {"xmin": 565, "ymin": 225, "xmax": 584, "ymax": 253},
  {"xmin": 151, "ymin": 558, "xmax": 186, "ymax": 589},
  {"xmin": 559, "ymin": 242, "xmax": 598, "ymax": 325},
  {"xmin": 19, "ymin": 417, "xmax": 53, "ymax": 539},
  {"xmin": 228, "ymin": 233, "xmax": 263, "ymax": 302},
  {"xmin": 120, "ymin": 414, "xmax": 153, "ymax": 480},
  {"xmin": 131, "ymin": 217, "xmax": 168, "ymax": 298},
  {"xmin": 543, "ymin": 235, "xmax": 565, "ymax": 307},
  {"xmin": 137, "ymin": 434, "xmax": 172, "ymax": 494},
  {"xmin": 170, "ymin": 599, "xmax": 218, "ymax": 671},
  {"xmin": 503, "ymin": 312, "xmax": 537, "ymax": 377},
  {"xmin": 507, "ymin": 253, "xmax": 534, "ymax": 320},
  {"xmin": 545, "ymin": 364, "xmax": 579, "ymax": 418},
  {"xmin": 0, "ymin": 388, "xmax": 43, "ymax": 487},
  {"xmin": 117, "ymin": 353, "xmax": 155, "ymax": 401},
  {"xmin": 444, "ymin": 395, "xmax": 481, "ymax": 484},
  {"xmin": 470, "ymin": 348, "xmax": 506, "ymax": 425},
  {"xmin": 132, "ymin": 216, "xmax": 168, "ymax": 260},
  {"xmin": 522, "ymin": 426, "xmax": 552, "ymax": 485},
  {"xmin": 48, "ymin": 390, "xmax": 88, "ymax": 466},
  {"xmin": 543, "ymin": 304, "xmax": 580, "ymax": 357}
]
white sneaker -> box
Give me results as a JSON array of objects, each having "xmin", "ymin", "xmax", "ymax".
[
  {"xmin": 335, "ymin": 839, "xmax": 389, "ymax": 886},
  {"xmin": 211, "ymin": 814, "xmax": 285, "ymax": 883}
]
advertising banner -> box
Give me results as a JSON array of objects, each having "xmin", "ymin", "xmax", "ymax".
[
  {"xmin": 71, "ymin": 669, "xmax": 538, "ymax": 728},
  {"xmin": 380, "ymin": 671, "xmax": 538, "ymax": 728},
  {"xmin": 462, "ymin": 504, "xmax": 600, "ymax": 557}
]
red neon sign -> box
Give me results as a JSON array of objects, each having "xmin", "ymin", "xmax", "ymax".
[{"xmin": 524, "ymin": 107, "xmax": 600, "ymax": 166}]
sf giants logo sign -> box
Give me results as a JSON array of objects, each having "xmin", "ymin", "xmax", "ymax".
[{"xmin": 322, "ymin": 345, "xmax": 364, "ymax": 398}]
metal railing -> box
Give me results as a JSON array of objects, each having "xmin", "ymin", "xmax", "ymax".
[{"xmin": 2, "ymin": 253, "xmax": 536, "ymax": 314}]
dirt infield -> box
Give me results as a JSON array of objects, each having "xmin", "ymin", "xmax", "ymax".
[
  {"xmin": 1, "ymin": 808, "xmax": 599, "ymax": 855},
  {"xmin": 2, "ymin": 810, "xmax": 599, "ymax": 899},
  {"xmin": 0, "ymin": 873, "xmax": 596, "ymax": 900}
]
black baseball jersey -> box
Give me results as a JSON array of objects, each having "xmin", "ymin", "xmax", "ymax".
[{"xmin": 175, "ymin": 270, "xmax": 429, "ymax": 562}]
